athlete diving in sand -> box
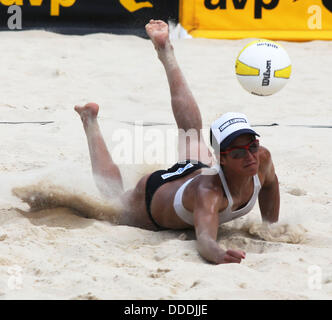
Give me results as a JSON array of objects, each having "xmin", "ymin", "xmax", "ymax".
[{"xmin": 14, "ymin": 20, "xmax": 280, "ymax": 265}]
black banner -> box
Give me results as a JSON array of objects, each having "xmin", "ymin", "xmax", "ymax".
[
  {"xmin": 0, "ymin": 300, "xmax": 321, "ymax": 318},
  {"xmin": 0, "ymin": 296, "xmax": 324, "ymax": 320},
  {"xmin": 0, "ymin": 0, "xmax": 179, "ymax": 36}
]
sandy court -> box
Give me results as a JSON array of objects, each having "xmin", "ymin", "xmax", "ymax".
[{"xmin": 0, "ymin": 29, "xmax": 331, "ymax": 299}]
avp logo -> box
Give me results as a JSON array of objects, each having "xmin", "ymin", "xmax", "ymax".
[
  {"xmin": 119, "ymin": 0, "xmax": 153, "ymax": 12},
  {"xmin": 0, "ymin": 0, "xmax": 76, "ymax": 16},
  {"xmin": 204, "ymin": 0, "xmax": 279, "ymax": 19}
]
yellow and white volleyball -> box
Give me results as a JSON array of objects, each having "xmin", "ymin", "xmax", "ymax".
[{"xmin": 235, "ymin": 39, "xmax": 292, "ymax": 96}]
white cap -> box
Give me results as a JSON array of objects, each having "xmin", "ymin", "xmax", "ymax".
[{"xmin": 210, "ymin": 112, "xmax": 259, "ymax": 150}]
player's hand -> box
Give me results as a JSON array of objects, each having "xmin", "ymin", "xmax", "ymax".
[{"xmin": 218, "ymin": 249, "xmax": 246, "ymax": 264}]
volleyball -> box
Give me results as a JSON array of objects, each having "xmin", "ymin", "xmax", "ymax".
[{"xmin": 235, "ymin": 39, "xmax": 292, "ymax": 96}]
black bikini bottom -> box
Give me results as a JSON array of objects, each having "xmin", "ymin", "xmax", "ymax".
[{"xmin": 145, "ymin": 160, "xmax": 210, "ymax": 230}]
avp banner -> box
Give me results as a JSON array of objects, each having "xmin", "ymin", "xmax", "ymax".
[{"xmin": 180, "ymin": 0, "xmax": 332, "ymax": 40}]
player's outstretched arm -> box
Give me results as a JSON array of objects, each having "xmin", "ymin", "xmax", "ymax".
[
  {"xmin": 194, "ymin": 187, "xmax": 246, "ymax": 264},
  {"xmin": 258, "ymin": 147, "xmax": 280, "ymax": 223}
]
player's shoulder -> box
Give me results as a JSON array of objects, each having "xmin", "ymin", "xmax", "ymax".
[
  {"xmin": 195, "ymin": 168, "xmax": 223, "ymax": 193},
  {"xmin": 194, "ymin": 172, "xmax": 225, "ymax": 209},
  {"xmin": 258, "ymin": 145, "xmax": 276, "ymax": 183},
  {"xmin": 258, "ymin": 145, "xmax": 272, "ymax": 166}
]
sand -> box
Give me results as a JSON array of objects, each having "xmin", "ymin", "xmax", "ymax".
[{"xmin": 0, "ymin": 29, "xmax": 331, "ymax": 300}]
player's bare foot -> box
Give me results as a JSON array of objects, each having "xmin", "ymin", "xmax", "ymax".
[
  {"xmin": 74, "ymin": 102, "xmax": 99, "ymax": 127},
  {"xmin": 145, "ymin": 19, "xmax": 172, "ymax": 52}
]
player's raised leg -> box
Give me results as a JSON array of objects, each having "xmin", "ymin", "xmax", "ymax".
[
  {"xmin": 75, "ymin": 103, "xmax": 124, "ymax": 198},
  {"xmin": 145, "ymin": 20, "xmax": 213, "ymax": 165}
]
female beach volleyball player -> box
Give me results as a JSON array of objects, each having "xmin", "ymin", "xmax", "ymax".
[{"xmin": 74, "ymin": 20, "xmax": 280, "ymax": 264}]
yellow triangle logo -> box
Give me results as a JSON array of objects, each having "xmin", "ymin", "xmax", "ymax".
[
  {"xmin": 119, "ymin": 0, "xmax": 153, "ymax": 12},
  {"xmin": 236, "ymin": 60, "xmax": 260, "ymax": 76},
  {"xmin": 274, "ymin": 65, "xmax": 292, "ymax": 79}
]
